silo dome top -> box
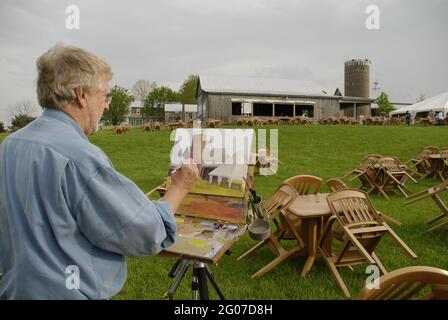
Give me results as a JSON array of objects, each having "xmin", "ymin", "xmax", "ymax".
[{"xmin": 345, "ymin": 59, "xmax": 371, "ymax": 66}]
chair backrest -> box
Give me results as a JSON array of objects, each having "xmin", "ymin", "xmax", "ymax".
[
  {"xmin": 326, "ymin": 189, "xmax": 383, "ymax": 227},
  {"xmin": 378, "ymin": 157, "xmax": 403, "ymax": 173},
  {"xmin": 362, "ymin": 154, "xmax": 383, "ymax": 162},
  {"xmin": 357, "ymin": 266, "xmax": 448, "ymax": 300},
  {"xmin": 390, "ymin": 156, "xmax": 403, "ymax": 165},
  {"xmin": 359, "ymin": 155, "xmax": 381, "ymax": 170},
  {"xmin": 417, "ymin": 149, "xmax": 432, "ymax": 159},
  {"xmin": 283, "ymin": 175, "xmax": 322, "ymax": 195},
  {"xmin": 440, "ymin": 150, "xmax": 448, "ymax": 160},
  {"xmin": 326, "ymin": 178, "xmax": 348, "ymax": 192},
  {"xmin": 423, "ymin": 146, "xmax": 440, "ymax": 154},
  {"xmin": 261, "ymin": 183, "xmax": 298, "ymax": 220}
]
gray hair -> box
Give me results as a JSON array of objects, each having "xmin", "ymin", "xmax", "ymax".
[{"xmin": 36, "ymin": 44, "xmax": 113, "ymax": 108}]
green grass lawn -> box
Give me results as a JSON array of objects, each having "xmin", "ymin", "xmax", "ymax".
[{"xmin": 2, "ymin": 125, "xmax": 448, "ymax": 299}]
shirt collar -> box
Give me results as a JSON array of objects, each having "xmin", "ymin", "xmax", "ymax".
[{"xmin": 42, "ymin": 108, "xmax": 88, "ymax": 141}]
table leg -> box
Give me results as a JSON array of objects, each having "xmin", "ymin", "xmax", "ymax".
[{"xmin": 301, "ymin": 218, "xmax": 318, "ymax": 277}]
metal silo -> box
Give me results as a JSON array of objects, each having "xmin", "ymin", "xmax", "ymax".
[{"xmin": 344, "ymin": 59, "xmax": 371, "ymax": 98}]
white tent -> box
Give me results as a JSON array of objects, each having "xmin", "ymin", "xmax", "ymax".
[{"xmin": 390, "ymin": 92, "xmax": 448, "ymax": 116}]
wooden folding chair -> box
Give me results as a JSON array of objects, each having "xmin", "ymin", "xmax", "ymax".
[
  {"xmin": 437, "ymin": 150, "xmax": 448, "ymax": 181},
  {"xmin": 341, "ymin": 155, "xmax": 382, "ymax": 193},
  {"xmin": 405, "ymin": 179, "xmax": 448, "ymax": 231},
  {"xmin": 357, "ymin": 266, "xmax": 448, "ymax": 300},
  {"xmin": 404, "ymin": 149, "xmax": 433, "ymax": 178},
  {"xmin": 319, "ymin": 189, "xmax": 417, "ymax": 297},
  {"xmin": 424, "ymin": 146, "xmax": 440, "ymax": 154},
  {"xmin": 376, "ymin": 157, "xmax": 417, "ymax": 199},
  {"xmin": 241, "ymin": 175, "xmax": 322, "ymax": 277},
  {"xmin": 326, "ymin": 178, "xmax": 401, "ymax": 227},
  {"xmin": 326, "ymin": 178, "xmax": 347, "ymax": 192},
  {"xmin": 237, "ymin": 183, "xmax": 304, "ymax": 277},
  {"xmin": 284, "ymin": 175, "xmax": 322, "ymax": 195}
]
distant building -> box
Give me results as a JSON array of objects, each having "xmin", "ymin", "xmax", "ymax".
[
  {"xmin": 196, "ymin": 73, "xmax": 373, "ymax": 124},
  {"xmin": 127, "ymin": 100, "xmax": 144, "ymax": 126},
  {"xmin": 126, "ymin": 100, "xmax": 198, "ymax": 125},
  {"xmin": 164, "ymin": 103, "xmax": 197, "ymax": 123}
]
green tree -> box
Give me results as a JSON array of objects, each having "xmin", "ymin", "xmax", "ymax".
[
  {"xmin": 178, "ymin": 74, "xmax": 198, "ymax": 104},
  {"xmin": 10, "ymin": 114, "xmax": 35, "ymax": 131},
  {"xmin": 101, "ymin": 85, "xmax": 134, "ymax": 125},
  {"xmin": 9, "ymin": 100, "xmax": 37, "ymax": 131},
  {"xmin": 0, "ymin": 122, "xmax": 6, "ymax": 133},
  {"xmin": 141, "ymin": 85, "xmax": 178, "ymax": 122},
  {"xmin": 376, "ymin": 92, "xmax": 394, "ymax": 115}
]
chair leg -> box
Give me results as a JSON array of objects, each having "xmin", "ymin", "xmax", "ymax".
[
  {"xmin": 319, "ymin": 251, "xmax": 351, "ymax": 298},
  {"xmin": 366, "ymin": 184, "xmax": 376, "ymax": 194},
  {"xmin": 427, "ymin": 220, "xmax": 448, "ymax": 232},
  {"xmin": 371, "ymin": 252, "xmax": 388, "ymax": 275},
  {"xmin": 264, "ymin": 236, "xmax": 286, "ymax": 256},
  {"xmin": 346, "ymin": 266, "xmax": 354, "ymax": 271},
  {"xmin": 380, "ymin": 213, "xmax": 401, "ymax": 226},
  {"xmin": 397, "ymin": 185, "xmax": 409, "ymax": 198},
  {"xmin": 384, "ymin": 225, "xmax": 417, "ymax": 259},
  {"xmin": 251, "ymin": 246, "xmax": 302, "ymax": 278},
  {"xmin": 378, "ymin": 187, "xmax": 390, "ymax": 200},
  {"xmin": 237, "ymin": 240, "xmax": 269, "ymax": 261},
  {"xmin": 425, "ymin": 213, "xmax": 447, "ymax": 225}
]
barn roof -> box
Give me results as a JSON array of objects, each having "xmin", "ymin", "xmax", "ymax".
[{"xmin": 198, "ymin": 74, "xmax": 332, "ymax": 98}]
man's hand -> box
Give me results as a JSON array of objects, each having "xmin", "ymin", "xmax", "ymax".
[
  {"xmin": 160, "ymin": 160, "xmax": 199, "ymax": 213},
  {"xmin": 170, "ymin": 161, "xmax": 199, "ymax": 195}
]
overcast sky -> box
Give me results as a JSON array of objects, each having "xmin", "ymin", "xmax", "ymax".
[{"xmin": 0, "ymin": 0, "xmax": 447, "ymax": 124}]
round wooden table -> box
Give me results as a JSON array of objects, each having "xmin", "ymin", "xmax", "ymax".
[{"xmin": 283, "ymin": 193, "xmax": 332, "ymax": 276}]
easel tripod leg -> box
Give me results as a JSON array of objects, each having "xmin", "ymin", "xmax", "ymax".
[
  {"xmin": 164, "ymin": 261, "xmax": 189, "ymax": 300},
  {"xmin": 205, "ymin": 265, "xmax": 226, "ymax": 300},
  {"xmin": 168, "ymin": 259, "xmax": 182, "ymax": 278},
  {"xmin": 192, "ymin": 264, "xmax": 209, "ymax": 300}
]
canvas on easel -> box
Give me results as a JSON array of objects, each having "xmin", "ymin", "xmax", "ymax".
[{"xmin": 160, "ymin": 128, "xmax": 255, "ymax": 264}]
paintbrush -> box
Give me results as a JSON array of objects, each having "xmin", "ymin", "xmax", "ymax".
[
  {"xmin": 170, "ymin": 165, "xmax": 183, "ymax": 174},
  {"xmin": 243, "ymin": 177, "xmax": 260, "ymax": 202}
]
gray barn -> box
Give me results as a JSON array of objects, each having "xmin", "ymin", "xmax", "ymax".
[{"xmin": 196, "ymin": 71, "xmax": 373, "ymax": 124}]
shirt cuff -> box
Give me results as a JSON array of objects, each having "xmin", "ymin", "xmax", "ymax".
[{"xmin": 153, "ymin": 200, "xmax": 177, "ymax": 248}]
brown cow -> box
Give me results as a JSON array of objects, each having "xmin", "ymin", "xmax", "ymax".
[
  {"xmin": 114, "ymin": 126, "xmax": 124, "ymax": 135},
  {"xmin": 143, "ymin": 123, "xmax": 153, "ymax": 132}
]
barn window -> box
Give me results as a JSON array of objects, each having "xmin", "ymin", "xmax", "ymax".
[
  {"xmin": 232, "ymin": 102, "xmax": 242, "ymax": 115},
  {"xmin": 295, "ymin": 105, "xmax": 314, "ymax": 117},
  {"xmin": 253, "ymin": 103, "xmax": 272, "ymax": 116},
  {"xmin": 274, "ymin": 104, "xmax": 293, "ymax": 117}
]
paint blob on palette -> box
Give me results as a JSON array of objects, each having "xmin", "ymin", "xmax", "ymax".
[{"xmin": 165, "ymin": 216, "xmax": 244, "ymax": 261}]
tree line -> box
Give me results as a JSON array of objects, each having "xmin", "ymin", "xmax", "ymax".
[
  {"xmin": 101, "ymin": 74, "xmax": 198, "ymax": 125},
  {"xmin": 0, "ymin": 74, "xmax": 199, "ymax": 132}
]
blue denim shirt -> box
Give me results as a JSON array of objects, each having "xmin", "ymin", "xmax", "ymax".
[{"xmin": 0, "ymin": 109, "xmax": 176, "ymax": 299}]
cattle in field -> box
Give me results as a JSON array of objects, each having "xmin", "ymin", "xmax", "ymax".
[
  {"xmin": 114, "ymin": 125, "xmax": 129, "ymax": 135},
  {"xmin": 153, "ymin": 122, "xmax": 162, "ymax": 131},
  {"xmin": 143, "ymin": 123, "xmax": 153, "ymax": 132}
]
